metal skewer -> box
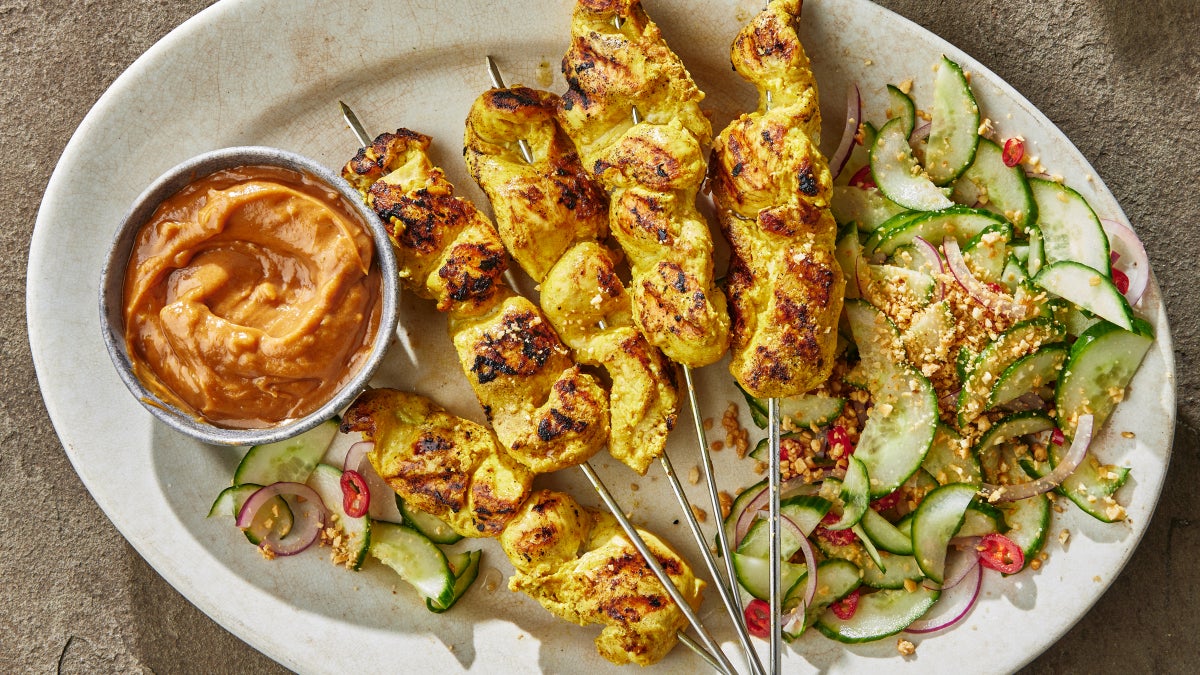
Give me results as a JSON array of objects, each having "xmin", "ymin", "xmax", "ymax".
[
  {"xmin": 338, "ymin": 100, "xmax": 736, "ymax": 675},
  {"xmin": 485, "ymin": 55, "xmax": 764, "ymax": 675},
  {"xmin": 763, "ymin": 88, "xmax": 784, "ymax": 675}
]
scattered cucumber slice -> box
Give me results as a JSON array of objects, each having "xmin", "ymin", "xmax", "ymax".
[
  {"xmin": 973, "ymin": 410, "xmax": 1056, "ymax": 483},
  {"xmin": 987, "ymin": 342, "xmax": 1068, "ymax": 409},
  {"xmin": 995, "ymin": 493, "xmax": 1050, "ymax": 571},
  {"xmin": 233, "ymin": 419, "xmax": 338, "ymax": 486},
  {"xmin": 1000, "ymin": 254, "xmax": 1030, "ymax": 291},
  {"xmin": 428, "ymin": 549, "xmax": 482, "ymax": 613},
  {"xmin": 1034, "ymin": 261, "xmax": 1133, "ymax": 331},
  {"xmin": 397, "ymin": 496, "xmax": 463, "ymax": 545},
  {"xmin": 826, "ymin": 456, "xmax": 871, "ymax": 530},
  {"xmin": 307, "ymin": 464, "xmax": 371, "ymax": 570},
  {"xmin": 783, "ymin": 559, "xmax": 862, "ymax": 641},
  {"xmin": 723, "ymin": 481, "xmax": 767, "ymax": 553},
  {"xmin": 957, "ymin": 317, "xmax": 1065, "ymax": 427},
  {"xmin": 831, "ymin": 185, "xmax": 907, "ymax": 232},
  {"xmin": 835, "ymin": 121, "xmax": 878, "ymax": 186},
  {"xmin": 885, "ymin": 84, "xmax": 917, "ymax": 138},
  {"xmin": 1020, "ymin": 454, "xmax": 1129, "ymax": 524},
  {"xmin": 921, "ymin": 424, "xmax": 981, "ymax": 486},
  {"xmin": 854, "ymin": 365, "xmax": 938, "ymax": 497},
  {"xmin": 1064, "ymin": 305, "xmax": 1103, "ymax": 337},
  {"xmin": 962, "ymin": 221, "xmax": 1012, "ymax": 283},
  {"xmin": 860, "ymin": 263, "xmax": 936, "ymax": 309},
  {"xmin": 733, "ymin": 553, "xmax": 809, "ymax": 602},
  {"xmin": 911, "ymin": 482, "xmax": 976, "ymax": 584},
  {"xmin": 902, "ymin": 300, "xmax": 955, "ymax": 371},
  {"xmin": 1030, "ymin": 178, "xmax": 1111, "ymax": 275},
  {"xmin": 1026, "ymin": 224, "xmax": 1045, "ymax": 276},
  {"xmin": 957, "ymin": 501, "xmax": 1005, "ymax": 538},
  {"xmin": 210, "ymin": 483, "xmax": 294, "ymax": 546},
  {"xmin": 816, "ymin": 585, "xmax": 939, "ymax": 643},
  {"xmin": 952, "ymin": 137, "xmax": 1037, "ymax": 231},
  {"xmin": 924, "ymin": 55, "xmax": 980, "ymax": 186},
  {"xmin": 858, "ymin": 507, "xmax": 913, "ymax": 555},
  {"xmin": 1055, "ymin": 318, "xmax": 1154, "ymax": 438},
  {"xmin": 867, "ymin": 206, "xmax": 1006, "ymax": 256},
  {"xmin": 871, "ymin": 117, "xmax": 954, "ymax": 211},
  {"xmin": 369, "ymin": 522, "xmax": 455, "ymax": 607}
]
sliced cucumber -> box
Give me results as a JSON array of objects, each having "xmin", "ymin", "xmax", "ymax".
[
  {"xmin": 885, "ymin": 84, "xmax": 917, "ymax": 138},
  {"xmin": 783, "ymin": 559, "xmax": 863, "ymax": 641},
  {"xmin": 867, "ymin": 206, "xmax": 1007, "ymax": 257},
  {"xmin": 826, "ymin": 457, "xmax": 870, "ymax": 530},
  {"xmin": 369, "ymin": 522, "xmax": 455, "ymax": 607},
  {"xmin": 1021, "ymin": 454, "xmax": 1129, "ymax": 523},
  {"xmin": 1064, "ymin": 305, "xmax": 1103, "ymax": 338},
  {"xmin": 233, "ymin": 419, "xmax": 338, "ymax": 486},
  {"xmin": 843, "ymin": 299, "xmax": 902, "ymax": 380},
  {"xmin": 962, "ymin": 222, "xmax": 1012, "ymax": 283},
  {"xmin": 210, "ymin": 483, "xmax": 294, "ymax": 546},
  {"xmin": 397, "ymin": 496, "xmax": 464, "ymax": 545},
  {"xmin": 902, "ymin": 300, "xmax": 955, "ymax": 371},
  {"xmin": 973, "ymin": 411, "xmax": 1056, "ymax": 483},
  {"xmin": 780, "ymin": 395, "xmax": 846, "ymax": 430},
  {"xmin": 1055, "ymin": 318, "xmax": 1154, "ymax": 439},
  {"xmin": 952, "ymin": 137, "xmax": 1037, "ymax": 231},
  {"xmin": 1033, "ymin": 261, "xmax": 1133, "ymax": 331},
  {"xmin": 921, "ymin": 424, "xmax": 981, "ymax": 486},
  {"xmin": 831, "ymin": 185, "xmax": 907, "ymax": 232},
  {"xmin": 835, "ymin": 222, "xmax": 863, "ymax": 300},
  {"xmin": 733, "ymin": 553, "xmax": 809, "ymax": 602},
  {"xmin": 859, "ymin": 507, "xmax": 913, "ymax": 555},
  {"xmin": 924, "ymin": 56, "xmax": 980, "ymax": 186},
  {"xmin": 995, "ymin": 493, "xmax": 1050, "ymax": 571},
  {"xmin": 855, "ymin": 367, "xmax": 938, "ymax": 498},
  {"xmin": 723, "ymin": 481, "xmax": 767, "ymax": 553},
  {"xmin": 816, "ymin": 586, "xmax": 939, "ymax": 643},
  {"xmin": 987, "ymin": 343, "xmax": 1068, "ymax": 409},
  {"xmin": 911, "ymin": 483, "xmax": 976, "ymax": 584},
  {"xmin": 957, "ymin": 501, "xmax": 1005, "ymax": 538},
  {"xmin": 871, "ymin": 117, "xmax": 954, "ymax": 212},
  {"xmin": 1000, "ymin": 255, "xmax": 1029, "ymax": 291},
  {"xmin": 307, "ymin": 464, "xmax": 371, "ymax": 570},
  {"xmin": 957, "ymin": 317, "xmax": 1065, "ymax": 427},
  {"xmin": 1030, "ymin": 178, "xmax": 1111, "ymax": 275},
  {"xmin": 428, "ymin": 549, "xmax": 483, "ymax": 613},
  {"xmin": 860, "ymin": 264, "xmax": 936, "ymax": 309}
]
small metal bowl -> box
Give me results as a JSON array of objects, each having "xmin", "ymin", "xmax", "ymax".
[{"xmin": 99, "ymin": 146, "xmax": 398, "ymax": 446}]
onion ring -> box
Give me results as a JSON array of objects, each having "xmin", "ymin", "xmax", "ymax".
[
  {"xmin": 943, "ymin": 236, "xmax": 1030, "ymax": 319},
  {"xmin": 1101, "ymin": 218, "xmax": 1150, "ymax": 306},
  {"xmin": 979, "ymin": 414, "xmax": 1094, "ymax": 502},
  {"xmin": 829, "ymin": 83, "xmax": 862, "ymax": 179},
  {"xmin": 235, "ymin": 482, "xmax": 327, "ymax": 556}
]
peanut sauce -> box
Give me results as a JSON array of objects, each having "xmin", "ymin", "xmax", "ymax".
[{"xmin": 122, "ymin": 165, "xmax": 383, "ymax": 429}]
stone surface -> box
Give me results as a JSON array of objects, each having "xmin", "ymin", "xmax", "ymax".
[{"xmin": 1, "ymin": 0, "xmax": 1196, "ymax": 673}]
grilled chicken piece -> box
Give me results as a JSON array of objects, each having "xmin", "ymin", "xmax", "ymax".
[
  {"xmin": 464, "ymin": 86, "xmax": 608, "ymax": 283},
  {"xmin": 559, "ymin": 0, "xmax": 730, "ymax": 367},
  {"xmin": 449, "ymin": 290, "xmax": 609, "ymax": 473},
  {"xmin": 541, "ymin": 242, "xmax": 678, "ymax": 474},
  {"xmin": 342, "ymin": 131, "xmax": 609, "ymax": 473},
  {"xmin": 341, "ymin": 388, "xmax": 534, "ymax": 538},
  {"xmin": 501, "ymin": 489, "xmax": 704, "ymax": 666},
  {"xmin": 709, "ymin": 0, "xmax": 844, "ymax": 398},
  {"xmin": 464, "ymin": 85, "xmax": 679, "ymax": 474}
]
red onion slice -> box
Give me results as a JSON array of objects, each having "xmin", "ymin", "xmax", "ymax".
[
  {"xmin": 236, "ymin": 482, "xmax": 327, "ymax": 556},
  {"xmin": 734, "ymin": 478, "xmax": 821, "ymax": 548},
  {"xmin": 342, "ymin": 440, "xmax": 374, "ymax": 474},
  {"xmin": 943, "ymin": 236, "xmax": 1030, "ymax": 320},
  {"xmin": 829, "ymin": 83, "xmax": 861, "ymax": 179},
  {"xmin": 1101, "ymin": 218, "xmax": 1150, "ymax": 305},
  {"xmin": 905, "ymin": 562, "xmax": 983, "ymax": 634},
  {"xmin": 910, "ymin": 120, "xmax": 932, "ymax": 144},
  {"xmin": 979, "ymin": 414, "xmax": 1094, "ymax": 502}
]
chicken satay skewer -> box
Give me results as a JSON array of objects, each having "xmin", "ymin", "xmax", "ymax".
[
  {"xmin": 338, "ymin": 103, "xmax": 736, "ymax": 675},
  {"xmin": 483, "ymin": 57, "xmax": 762, "ymax": 675}
]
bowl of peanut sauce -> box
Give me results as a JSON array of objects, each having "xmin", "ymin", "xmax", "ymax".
[{"xmin": 100, "ymin": 146, "xmax": 398, "ymax": 446}]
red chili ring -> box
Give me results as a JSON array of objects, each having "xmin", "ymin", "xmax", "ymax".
[{"xmin": 340, "ymin": 469, "xmax": 371, "ymax": 518}]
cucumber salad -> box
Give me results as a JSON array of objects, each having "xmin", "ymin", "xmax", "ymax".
[
  {"xmin": 733, "ymin": 55, "xmax": 1154, "ymax": 647},
  {"xmin": 207, "ymin": 420, "xmax": 483, "ymax": 614}
]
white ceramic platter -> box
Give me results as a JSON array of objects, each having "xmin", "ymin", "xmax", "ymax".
[{"xmin": 28, "ymin": 0, "xmax": 1175, "ymax": 672}]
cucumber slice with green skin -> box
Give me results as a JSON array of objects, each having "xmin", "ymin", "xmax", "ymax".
[
  {"xmin": 826, "ymin": 457, "xmax": 871, "ymax": 530},
  {"xmin": 835, "ymin": 222, "xmax": 863, "ymax": 300},
  {"xmin": 738, "ymin": 383, "xmax": 769, "ymax": 428},
  {"xmin": 210, "ymin": 483, "xmax": 294, "ymax": 545},
  {"xmin": 843, "ymin": 299, "xmax": 903, "ymax": 379},
  {"xmin": 1064, "ymin": 306, "xmax": 1103, "ymax": 337},
  {"xmin": 428, "ymin": 549, "xmax": 482, "ymax": 613},
  {"xmin": 733, "ymin": 553, "xmax": 809, "ymax": 601},
  {"xmin": 831, "ymin": 185, "xmax": 907, "ymax": 232},
  {"xmin": 995, "ymin": 493, "xmax": 1050, "ymax": 571},
  {"xmin": 859, "ymin": 507, "xmax": 913, "ymax": 555},
  {"xmin": 779, "ymin": 395, "xmax": 847, "ymax": 430},
  {"xmin": 307, "ymin": 464, "xmax": 371, "ymax": 570},
  {"xmin": 816, "ymin": 585, "xmax": 940, "ymax": 643},
  {"xmin": 867, "ymin": 206, "xmax": 1007, "ymax": 257},
  {"xmin": 723, "ymin": 481, "xmax": 767, "ymax": 553},
  {"xmin": 921, "ymin": 424, "xmax": 981, "ymax": 487},
  {"xmin": 871, "ymin": 117, "xmax": 954, "ymax": 212},
  {"xmin": 885, "ymin": 84, "xmax": 917, "ymax": 138},
  {"xmin": 369, "ymin": 522, "xmax": 455, "ymax": 607},
  {"xmin": 911, "ymin": 483, "xmax": 976, "ymax": 584},
  {"xmin": 973, "ymin": 411, "xmax": 1056, "ymax": 483},
  {"xmin": 957, "ymin": 317, "xmax": 1065, "ymax": 427},
  {"xmin": 820, "ymin": 531, "xmax": 923, "ymax": 589},
  {"xmin": 864, "ymin": 210, "xmax": 925, "ymax": 254},
  {"xmin": 1030, "ymin": 178, "xmax": 1111, "ymax": 276},
  {"xmin": 1000, "ymin": 254, "xmax": 1030, "ymax": 291},
  {"xmin": 1033, "ymin": 261, "xmax": 1133, "ymax": 331},
  {"xmin": 924, "ymin": 56, "xmax": 980, "ymax": 186},
  {"xmin": 1020, "ymin": 454, "xmax": 1130, "ymax": 523},
  {"xmin": 737, "ymin": 496, "xmax": 832, "ymax": 558},
  {"xmin": 397, "ymin": 496, "xmax": 463, "ymax": 545},
  {"xmin": 233, "ymin": 419, "xmax": 338, "ymax": 486},
  {"xmin": 987, "ymin": 342, "xmax": 1068, "ymax": 410},
  {"xmin": 902, "ymin": 300, "xmax": 955, "ymax": 370},
  {"xmin": 1026, "ymin": 225, "xmax": 1045, "ymax": 277},
  {"xmin": 951, "ymin": 137, "xmax": 1037, "ymax": 231},
  {"xmin": 783, "ymin": 559, "xmax": 863, "ymax": 641},
  {"xmin": 1056, "ymin": 318, "xmax": 1154, "ymax": 439},
  {"xmin": 860, "ymin": 264, "xmax": 936, "ymax": 309},
  {"xmin": 957, "ymin": 501, "xmax": 1005, "ymax": 537},
  {"xmin": 962, "ymin": 222, "xmax": 1013, "ymax": 283},
  {"xmin": 855, "ymin": 366, "xmax": 939, "ymax": 498}
]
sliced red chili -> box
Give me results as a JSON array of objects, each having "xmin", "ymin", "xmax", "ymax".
[
  {"xmin": 341, "ymin": 469, "xmax": 371, "ymax": 518},
  {"xmin": 976, "ymin": 533, "xmax": 1025, "ymax": 574},
  {"xmin": 1050, "ymin": 427, "xmax": 1065, "ymax": 446},
  {"xmin": 1112, "ymin": 268, "xmax": 1130, "ymax": 295},
  {"xmin": 848, "ymin": 165, "xmax": 876, "ymax": 189},
  {"xmin": 1002, "ymin": 138, "xmax": 1025, "ymax": 167},
  {"xmin": 830, "ymin": 589, "xmax": 861, "ymax": 620},
  {"xmin": 744, "ymin": 598, "xmax": 771, "ymax": 639},
  {"xmin": 828, "ymin": 425, "xmax": 854, "ymax": 457}
]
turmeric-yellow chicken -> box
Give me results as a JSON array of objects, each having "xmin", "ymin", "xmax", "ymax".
[
  {"xmin": 709, "ymin": 0, "xmax": 844, "ymax": 398},
  {"xmin": 341, "ymin": 388, "xmax": 533, "ymax": 538},
  {"xmin": 501, "ymin": 489, "xmax": 705, "ymax": 666},
  {"xmin": 558, "ymin": 0, "xmax": 730, "ymax": 367}
]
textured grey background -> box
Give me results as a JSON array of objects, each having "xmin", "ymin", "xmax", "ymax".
[{"xmin": 2, "ymin": 0, "xmax": 1196, "ymax": 672}]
